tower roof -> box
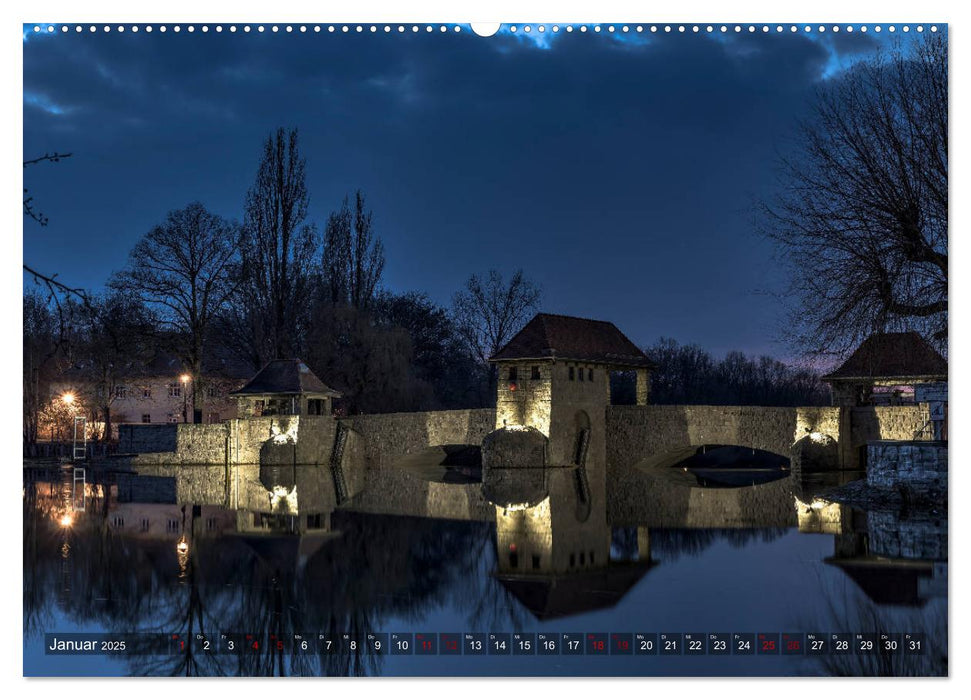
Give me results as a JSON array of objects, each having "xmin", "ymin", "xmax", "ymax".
[
  {"xmin": 230, "ymin": 359, "xmax": 341, "ymax": 397},
  {"xmin": 822, "ymin": 332, "xmax": 947, "ymax": 381},
  {"xmin": 490, "ymin": 313, "xmax": 655, "ymax": 369}
]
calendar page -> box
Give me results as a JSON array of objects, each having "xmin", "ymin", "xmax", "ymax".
[{"xmin": 22, "ymin": 10, "xmax": 949, "ymax": 681}]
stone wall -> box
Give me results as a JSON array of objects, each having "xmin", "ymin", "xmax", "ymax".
[
  {"xmin": 606, "ymin": 405, "xmax": 810, "ymax": 469},
  {"xmin": 851, "ymin": 406, "xmax": 931, "ymax": 445},
  {"xmin": 120, "ymin": 416, "xmax": 339, "ymax": 467},
  {"xmin": 495, "ymin": 361, "xmax": 553, "ymax": 433},
  {"xmin": 120, "ymin": 423, "xmax": 227, "ymax": 465},
  {"xmin": 604, "ymin": 405, "xmax": 843, "ymax": 527},
  {"xmin": 118, "ymin": 424, "xmax": 179, "ymax": 454},
  {"xmin": 341, "ymin": 408, "xmax": 496, "ymax": 520},
  {"xmin": 867, "ymin": 440, "xmax": 947, "ymax": 496}
]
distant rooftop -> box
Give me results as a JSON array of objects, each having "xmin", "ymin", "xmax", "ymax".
[
  {"xmin": 490, "ymin": 313, "xmax": 655, "ymax": 369},
  {"xmin": 231, "ymin": 359, "xmax": 341, "ymax": 397},
  {"xmin": 822, "ymin": 332, "xmax": 947, "ymax": 381}
]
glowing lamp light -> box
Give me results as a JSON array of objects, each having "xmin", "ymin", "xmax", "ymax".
[
  {"xmin": 176, "ymin": 536, "xmax": 189, "ymax": 555},
  {"xmin": 59, "ymin": 514, "xmax": 73, "ymax": 528},
  {"xmin": 508, "ymin": 382, "xmax": 517, "ymax": 391},
  {"xmin": 61, "ymin": 392, "xmax": 75, "ymax": 405},
  {"xmin": 180, "ymin": 374, "xmax": 191, "ymax": 383},
  {"xmin": 508, "ymin": 543, "xmax": 517, "ymax": 552}
]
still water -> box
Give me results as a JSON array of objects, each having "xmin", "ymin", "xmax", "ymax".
[{"xmin": 23, "ymin": 463, "xmax": 947, "ymax": 677}]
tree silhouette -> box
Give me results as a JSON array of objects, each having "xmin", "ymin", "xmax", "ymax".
[
  {"xmin": 112, "ymin": 202, "xmax": 241, "ymax": 421},
  {"xmin": 764, "ymin": 35, "xmax": 947, "ymax": 357}
]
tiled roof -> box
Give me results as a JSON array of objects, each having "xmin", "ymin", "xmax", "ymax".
[
  {"xmin": 490, "ymin": 313, "xmax": 655, "ymax": 368},
  {"xmin": 822, "ymin": 332, "xmax": 947, "ymax": 381},
  {"xmin": 230, "ymin": 359, "xmax": 341, "ymax": 397}
]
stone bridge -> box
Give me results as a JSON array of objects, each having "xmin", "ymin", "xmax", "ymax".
[
  {"xmin": 115, "ymin": 401, "xmax": 930, "ymax": 530},
  {"xmin": 603, "ymin": 403, "xmax": 929, "ymax": 526}
]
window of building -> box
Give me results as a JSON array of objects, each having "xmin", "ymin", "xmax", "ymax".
[
  {"xmin": 114, "ymin": 385, "xmax": 129, "ymax": 399},
  {"xmin": 508, "ymin": 367, "xmax": 518, "ymax": 381},
  {"xmin": 111, "ymin": 516, "xmax": 124, "ymax": 528},
  {"xmin": 508, "ymin": 551, "xmax": 519, "ymax": 568},
  {"xmin": 141, "ymin": 414, "xmax": 151, "ymax": 423},
  {"xmin": 590, "ymin": 550, "xmax": 595, "ymax": 564},
  {"xmin": 531, "ymin": 555, "xmax": 540, "ymax": 569},
  {"xmin": 307, "ymin": 513, "xmax": 322, "ymax": 529},
  {"xmin": 166, "ymin": 518, "xmax": 179, "ymax": 534},
  {"xmin": 569, "ymin": 553, "xmax": 575, "ymax": 568},
  {"xmin": 168, "ymin": 383, "xmax": 181, "ymax": 398},
  {"xmin": 531, "ymin": 366, "xmax": 540, "ymax": 380},
  {"xmin": 140, "ymin": 518, "xmax": 149, "ymax": 532},
  {"xmin": 579, "ymin": 366, "xmax": 585, "ymax": 381},
  {"xmin": 568, "ymin": 366, "xmax": 575, "ymax": 381},
  {"xmin": 588, "ymin": 368, "xmax": 594, "ymax": 381},
  {"xmin": 580, "ymin": 551, "xmax": 586, "ymax": 565},
  {"xmin": 206, "ymin": 517, "xmax": 217, "ymax": 531},
  {"xmin": 142, "ymin": 387, "xmax": 152, "ymax": 399},
  {"xmin": 307, "ymin": 399, "xmax": 324, "ymax": 416},
  {"xmin": 253, "ymin": 400, "xmax": 265, "ymax": 417}
]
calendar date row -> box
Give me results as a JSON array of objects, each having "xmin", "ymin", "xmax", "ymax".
[{"xmin": 45, "ymin": 632, "xmax": 927, "ymax": 656}]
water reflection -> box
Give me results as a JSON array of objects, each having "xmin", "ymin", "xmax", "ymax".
[{"xmin": 23, "ymin": 462, "xmax": 947, "ymax": 676}]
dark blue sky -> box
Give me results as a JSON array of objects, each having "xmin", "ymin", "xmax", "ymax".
[{"xmin": 23, "ymin": 24, "xmax": 913, "ymax": 358}]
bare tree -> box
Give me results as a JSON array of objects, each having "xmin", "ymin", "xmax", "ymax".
[
  {"xmin": 763, "ymin": 34, "xmax": 947, "ymax": 358},
  {"xmin": 23, "ymin": 291, "xmax": 60, "ymax": 449},
  {"xmin": 23, "ymin": 152, "xmax": 91, "ymax": 321},
  {"xmin": 233, "ymin": 127, "xmax": 318, "ymax": 364},
  {"xmin": 77, "ymin": 292, "xmax": 155, "ymax": 441},
  {"xmin": 451, "ymin": 269, "xmax": 541, "ymax": 365},
  {"xmin": 112, "ymin": 202, "xmax": 240, "ymax": 421},
  {"xmin": 321, "ymin": 190, "xmax": 385, "ymax": 310}
]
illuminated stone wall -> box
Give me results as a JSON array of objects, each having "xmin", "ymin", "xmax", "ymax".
[
  {"xmin": 340, "ymin": 408, "xmax": 497, "ymax": 520},
  {"xmin": 850, "ymin": 405, "xmax": 931, "ymax": 444},
  {"xmin": 121, "ymin": 416, "xmax": 339, "ymax": 466},
  {"xmin": 606, "ymin": 404, "xmax": 832, "ymax": 527},
  {"xmin": 494, "ymin": 361, "xmax": 553, "ymax": 433},
  {"xmin": 606, "ymin": 405, "xmax": 815, "ymax": 464}
]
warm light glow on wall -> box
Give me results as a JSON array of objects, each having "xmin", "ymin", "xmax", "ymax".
[
  {"xmin": 794, "ymin": 496, "xmax": 844, "ymax": 534},
  {"xmin": 269, "ymin": 484, "xmax": 299, "ymax": 513},
  {"xmin": 270, "ymin": 419, "xmax": 300, "ymax": 444}
]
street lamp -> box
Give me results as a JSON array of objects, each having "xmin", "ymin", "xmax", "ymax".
[
  {"xmin": 180, "ymin": 374, "xmax": 190, "ymax": 422},
  {"xmin": 61, "ymin": 392, "xmax": 75, "ymax": 405}
]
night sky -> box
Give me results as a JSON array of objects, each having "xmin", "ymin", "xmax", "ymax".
[{"xmin": 23, "ymin": 24, "xmax": 917, "ymax": 358}]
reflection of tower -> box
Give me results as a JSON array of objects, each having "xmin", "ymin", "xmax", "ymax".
[
  {"xmin": 492, "ymin": 470, "xmax": 654, "ymax": 619},
  {"xmin": 494, "ymin": 469, "xmax": 611, "ymax": 576},
  {"xmin": 799, "ymin": 497, "xmax": 946, "ymax": 607}
]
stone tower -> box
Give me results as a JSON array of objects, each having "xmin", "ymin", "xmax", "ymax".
[
  {"xmin": 488, "ymin": 313, "xmax": 655, "ymax": 469},
  {"xmin": 484, "ymin": 314, "xmax": 656, "ymax": 577}
]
